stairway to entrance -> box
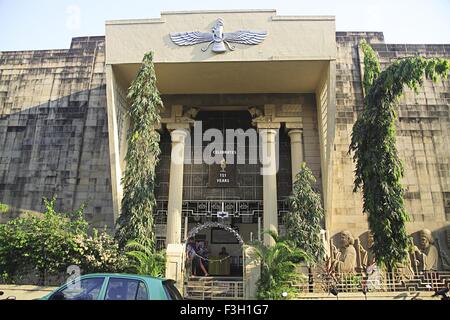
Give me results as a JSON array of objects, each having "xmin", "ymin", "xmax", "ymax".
[{"xmin": 184, "ymin": 276, "xmax": 244, "ymax": 300}]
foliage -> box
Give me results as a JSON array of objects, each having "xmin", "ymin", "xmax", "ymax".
[
  {"xmin": 115, "ymin": 51, "xmax": 163, "ymax": 250},
  {"xmin": 0, "ymin": 203, "xmax": 9, "ymax": 214},
  {"xmin": 0, "ymin": 198, "xmax": 126, "ymax": 284},
  {"xmin": 285, "ymin": 163, "xmax": 325, "ymax": 266},
  {"xmin": 360, "ymin": 40, "xmax": 381, "ymax": 94},
  {"xmin": 350, "ymin": 41, "xmax": 449, "ymax": 270},
  {"xmin": 125, "ymin": 240, "xmax": 166, "ymax": 277},
  {"xmin": 248, "ymin": 231, "xmax": 310, "ymax": 300},
  {"xmin": 73, "ymin": 229, "xmax": 128, "ymax": 274}
]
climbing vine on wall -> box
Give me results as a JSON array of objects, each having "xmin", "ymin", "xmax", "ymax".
[
  {"xmin": 350, "ymin": 40, "xmax": 449, "ymax": 270},
  {"xmin": 115, "ymin": 52, "xmax": 163, "ymax": 250}
]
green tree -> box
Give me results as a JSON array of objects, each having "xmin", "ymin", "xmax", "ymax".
[
  {"xmin": 115, "ymin": 52, "xmax": 163, "ymax": 250},
  {"xmin": 350, "ymin": 40, "xmax": 449, "ymax": 270},
  {"xmin": 285, "ymin": 163, "xmax": 325, "ymax": 266},
  {"xmin": 248, "ymin": 231, "xmax": 310, "ymax": 300}
]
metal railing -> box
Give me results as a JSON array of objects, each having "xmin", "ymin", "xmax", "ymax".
[
  {"xmin": 154, "ymin": 199, "xmax": 290, "ymax": 218},
  {"xmin": 289, "ymin": 271, "xmax": 450, "ymax": 296},
  {"xmin": 184, "ymin": 277, "xmax": 244, "ymax": 300}
]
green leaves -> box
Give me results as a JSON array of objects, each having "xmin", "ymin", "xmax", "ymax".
[
  {"xmin": 0, "ymin": 198, "xmax": 127, "ymax": 285},
  {"xmin": 361, "ymin": 40, "xmax": 381, "ymax": 95},
  {"xmin": 350, "ymin": 41, "xmax": 449, "ymax": 270},
  {"xmin": 115, "ymin": 51, "xmax": 163, "ymax": 250},
  {"xmin": 125, "ymin": 240, "xmax": 166, "ymax": 277},
  {"xmin": 285, "ymin": 163, "xmax": 325, "ymax": 267},
  {"xmin": 248, "ymin": 231, "xmax": 310, "ymax": 300}
]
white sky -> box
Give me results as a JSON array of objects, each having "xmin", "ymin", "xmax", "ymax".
[{"xmin": 0, "ymin": 0, "xmax": 449, "ymax": 51}]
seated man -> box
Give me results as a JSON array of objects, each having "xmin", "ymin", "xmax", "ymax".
[{"xmin": 219, "ymin": 247, "xmax": 229, "ymax": 258}]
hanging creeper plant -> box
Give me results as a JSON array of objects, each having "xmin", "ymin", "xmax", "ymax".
[
  {"xmin": 115, "ymin": 52, "xmax": 163, "ymax": 250},
  {"xmin": 350, "ymin": 40, "xmax": 449, "ymax": 270}
]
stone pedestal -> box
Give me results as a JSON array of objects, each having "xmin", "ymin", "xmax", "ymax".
[
  {"xmin": 243, "ymin": 246, "xmax": 261, "ymax": 299},
  {"xmin": 165, "ymin": 243, "xmax": 185, "ymax": 293}
]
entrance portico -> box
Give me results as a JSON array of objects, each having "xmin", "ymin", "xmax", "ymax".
[{"xmin": 105, "ymin": 10, "xmax": 337, "ymax": 286}]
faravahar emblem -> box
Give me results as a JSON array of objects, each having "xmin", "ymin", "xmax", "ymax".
[{"xmin": 170, "ymin": 18, "xmax": 267, "ymax": 53}]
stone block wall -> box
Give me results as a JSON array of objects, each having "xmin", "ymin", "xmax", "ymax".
[
  {"xmin": 332, "ymin": 32, "xmax": 450, "ymax": 250},
  {"xmin": 0, "ymin": 36, "xmax": 114, "ymax": 230}
]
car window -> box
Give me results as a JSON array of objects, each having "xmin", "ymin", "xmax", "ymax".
[
  {"xmin": 50, "ymin": 277, "xmax": 105, "ymax": 300},
  {"xmin": 105, "ymin": 278, "xmax": 148, "ymax": 300},
  {"xmin": 163, "ymin": 280, "xmax": 183, "ymax": 300},
  {"xmin": 136, "ymin": 281, "xmax": 148, "ymax": 300}
]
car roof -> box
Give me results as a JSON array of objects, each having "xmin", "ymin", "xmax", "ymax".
[{"xmin": 79, "ymin": 273, "xmax": 167, "ymax": 281}]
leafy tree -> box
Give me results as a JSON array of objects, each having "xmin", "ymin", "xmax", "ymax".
[
  {"xmin": 125, "ymin": 240, "xmax": 166, "ymax": 277},
  {"xmin": 285, "ymin": 163, "xmax": 325, "ymax": 266},
  {"xmin": 248, "ymin": 231, "xmax": 310, "ymax": 300},
  {"xmin": 0, "ymin": 198, "xmax": 127, "ymax": 285},
  {"xmin": 350, "ymin": 40, "xmax": 449, "ymax": 270},
  {"xmin": 115, "ymin": 52, "xmax": 163, "ymax": 250}
]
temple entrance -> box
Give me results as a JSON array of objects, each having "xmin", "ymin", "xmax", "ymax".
[{"xmin": 183, "ymin": 222, "xmax": 245, "ymax": 299}]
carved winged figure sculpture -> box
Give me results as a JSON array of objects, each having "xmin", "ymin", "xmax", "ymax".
[{"xmin": 170, "ymin": 18, "xmax": 267, "ymax": 53}]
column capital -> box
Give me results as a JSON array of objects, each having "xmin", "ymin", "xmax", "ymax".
[
  {"xmin": 169, "ymin": 128, "xmax": 189, "ymax": 143},
  {"xmin": 166, "ymin": 122, "xmax": 191, "ymax": 131},
  {"xmin": 287, "ymin": 128, "xmax": 303, "ymax": 143},
  {"xmin": 285, "ymin": 122, "xmax": 303, "ymax": 130},
  {"xmin": 255, "ymin": 121, "xmax": 281, "ymax": 130}
]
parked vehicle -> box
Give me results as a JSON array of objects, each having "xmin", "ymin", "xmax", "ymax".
[{"xmin": 39, "ymin": 274, "xmax": 183, "ymax": 300}]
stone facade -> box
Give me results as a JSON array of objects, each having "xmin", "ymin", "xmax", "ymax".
[
  {"xmin": 0, "ymin": 37, "xmax": 114, "ymax": 230},
  {"xmin": 0, "ymin": 27, "xmax": 449, "ymax": 257},
  {"xmin": 332, "ymin": 32, "xmax": 450, "ymax": 261}
]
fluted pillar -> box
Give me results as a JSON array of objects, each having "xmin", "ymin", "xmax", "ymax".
[
  {"xmin": 259, "ymin": 127, "xmax": 279, "ymax": 246},
  {"xmin": 165, "ymin": 128, "xmax": 188, "ymax": 245},
  {"xmin": 288, "ymin": 129, "xmax": 304, "ymax": 183}
]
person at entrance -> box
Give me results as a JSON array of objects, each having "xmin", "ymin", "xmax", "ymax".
[
  {"xmin": 195, "ymin": 240, "xmax": 209, "ymax": 277},
  {"xmin": 186, "ymin": 238, "xmax": 197, "ymax": 276}
]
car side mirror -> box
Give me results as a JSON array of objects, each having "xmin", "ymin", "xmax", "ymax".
[{"xmin": 6, "ymin": 296, "xmax": 16, "ymax": 300}]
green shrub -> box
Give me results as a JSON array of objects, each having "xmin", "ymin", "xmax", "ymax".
[
  {"xmin": 248, "ymin": 231, "xmax": 310, "ymax": 300},
  {"xmin": 125, "ymin": 240, "xmax": 166, "ymax": 277},
  {"xmin": 0, "ymin": 198, "xmax": 126, "ymax": 284}
]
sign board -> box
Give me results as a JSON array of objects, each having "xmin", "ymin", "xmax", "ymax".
[{"xmin": 208, "ymin": 157, "xmax": 237, "ymax": 188}]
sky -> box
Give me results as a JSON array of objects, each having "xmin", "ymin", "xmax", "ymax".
[{"xmin": 0, "ymin": 0, "xmax": 449, "ymax": 51}]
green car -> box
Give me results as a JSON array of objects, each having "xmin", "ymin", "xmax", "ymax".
[{"xmin": 39, "ymin": 274, "xmax": 183, "ymax": 300}]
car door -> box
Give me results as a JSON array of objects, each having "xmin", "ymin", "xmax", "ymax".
[
  {"xmin": 49, "ymin": 276, "xmax": 107, "ymax": 300},
  {"xmin": 104, "ymin": 277, "xmax": 149, "ymax": 300}
]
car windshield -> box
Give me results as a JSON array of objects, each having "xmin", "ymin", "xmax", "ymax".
[{"xmin": 50, "ymin": 277, "xmax": 105, "ymax": 300}]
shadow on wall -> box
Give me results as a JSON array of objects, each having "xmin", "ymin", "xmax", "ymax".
[{"xmin": 0, "ymin": 86, "xmax": 114, "ymax": 230}]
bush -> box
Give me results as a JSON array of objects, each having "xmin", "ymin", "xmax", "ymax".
[
  {"xmin": 248, "ymin": 231, "xmax": 310, "ymax": 300},
  {"xmin": 125, "ymin": 240, "xmax": 166, "ymax": 277},
  {"xmin": 0, "ymin": 198, "xmax": 126, "ymax": 285}
]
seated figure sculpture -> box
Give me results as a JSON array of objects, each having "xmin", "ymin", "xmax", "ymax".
[
  {"xmin": 333, "ymin": 230, "xmax": 357, "ymax": 274},
  {"xmin": 414, "ymin": 229, "xmax": 439, "ymax": 271}
]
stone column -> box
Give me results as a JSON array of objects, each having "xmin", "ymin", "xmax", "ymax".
[
  {"xmin": 288, "ymin": 129, "xmax": 304, "ymax": 183},
  {"xmin": 259, "ymin": 126, "xmax": 279, "ymax": 246},
  {"xmin": 166, "ymin": 128, "xmax": 188, "ymax": 245}
]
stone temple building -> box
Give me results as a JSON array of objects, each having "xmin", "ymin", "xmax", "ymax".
[{"xmin": 0, "ymin": 10, "xmax": 449, "ymax": 280}]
